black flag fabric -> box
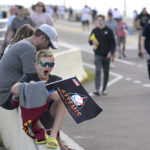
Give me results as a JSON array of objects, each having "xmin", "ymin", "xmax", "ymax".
[{"xmin": 46, "ymin": 76, "xmax": 103, "ymax": 124}]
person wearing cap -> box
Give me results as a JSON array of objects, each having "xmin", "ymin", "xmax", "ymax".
[{"xmin": 0, "ymin": 24, "xmax": 58, "ymax": 110}]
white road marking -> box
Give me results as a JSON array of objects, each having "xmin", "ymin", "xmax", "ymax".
[
  {"xmin": 137, "ymin": 64, "xmax": 144, "ymax": 68},
  {"xmin": 124, "ymin": 77, "xmax": 132, "ymax": 80},
  {"xmin": 59, "ymin": 41, "xmax": 76, "ymax": 49},
  {"xmin": 133, "ymin": 80, "xmax": 142, "ymax": 84},
  {"xmin": 55, "ymin": 48, "xmax": 80, "ymax": 57},
  {"xmin": 83, "ymin": 62, "xmax": 123, "ymax": 95},
  {"xmin": 115, "ymin": 58, "xmax": 135, "ymax": 65},
  {"xmin": 143, "ymin": 84, "xmax": 150, "ymax": 87}
]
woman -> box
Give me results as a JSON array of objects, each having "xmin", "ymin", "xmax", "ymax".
[
  {"xmin": 30, "ymin": 1, "xmax": 53, "ymax": 27},
  {"xmin": 2, "ymin": 24, "xmax": 35, "ymax": 55}
]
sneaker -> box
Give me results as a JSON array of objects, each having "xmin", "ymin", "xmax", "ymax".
[
  {"xmin": 93, "ymin": 91, "xmax": 100, "ymax": 96},
  {"xmin": 110, "ymin": 62, "xmax": 115, "ymax": 68},
  {"xmin": 138, "ymin": 52, "xmax": 143, "ymax": 58},
  {"xmin": 102, "ymin": 90, "xmax": 108, "ymax": 96}
]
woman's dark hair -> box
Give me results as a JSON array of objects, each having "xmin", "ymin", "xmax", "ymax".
[{"xmin": 35, "ymin": 1, "xmax": 46, "ymax": 12}]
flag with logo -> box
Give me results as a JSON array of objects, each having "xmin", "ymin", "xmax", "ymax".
[{"xmin": 46, "ymin": 76, "xmax": 103, "ymax": 123}]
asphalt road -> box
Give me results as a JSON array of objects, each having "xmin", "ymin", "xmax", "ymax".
[
  {"xmin": 54, "ymin": 20, "xmax": 150, "ymax": 150},
  {"xmin": 1, "ymin": 19, "xmax": 150, "ymax": 150}
]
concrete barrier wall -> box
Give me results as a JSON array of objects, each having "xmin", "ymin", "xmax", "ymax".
[
  {"xmin": 53, "ymin": 48, "xmax": 87, "ymax": 81},
  {"xmin": 0, "ymin": 108, "xmax": 38, "ymax": 150}
]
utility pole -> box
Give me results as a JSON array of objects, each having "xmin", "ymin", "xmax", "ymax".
[
  {"xmin": 124, "ymin": 0, "xmax": 126, "ymax": 17},
  {"xmin": 63, "ymin": 0, "xmax": 66, "ymax": 7}
]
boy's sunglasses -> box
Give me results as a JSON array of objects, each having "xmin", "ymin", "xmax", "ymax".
[{"xmin": 40, "ymin": 62, "xmax": 55, "ymax": 68}]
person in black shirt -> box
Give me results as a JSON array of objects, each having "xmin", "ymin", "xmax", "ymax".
[
  {"xmin": 89, "ymin": 15, "xmax": 115, "ymax": 96},
  {"xmin": 141, "ymin": 23, "xmax": 150, "ymax": 80},
  {"xmin": 137, "ymin": 8, "xmax": 150, "ymax": 57}
]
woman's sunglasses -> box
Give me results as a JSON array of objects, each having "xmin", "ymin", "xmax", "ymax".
[
  {"xmin": 40, "ymin": 62, "xmax": 55, "ymax": 68},
  {"xmin": 37, "ymin": 4, "xmax": 43, "ymax": 7}
]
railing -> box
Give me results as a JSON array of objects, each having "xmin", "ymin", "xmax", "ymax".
[{"xmin": 0, "ymin": 18, "xmax": 7, "ymax": 45}]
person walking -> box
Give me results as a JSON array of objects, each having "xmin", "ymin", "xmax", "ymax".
[
  {"xmin": 9, "ymin": 5, "xmax": 35, "ymax": 40},
  {"xmin": 117, "ymin": 17, "xmax": 128, "ymax": 59},
  {"xmin": 80, "ymin": 5, "xmax": 91, "ymax": 32},
  {"xmin": 141, "ymin": 23, "xmax": 150, "ymax": 81},
  {"xmin": 0, "ymin": 24, "xmax": 58, "ymax": 110},
  {"xmin": 0, "ymin": 5, "xmax": 17, "ymax": 55},
  {"xmin": 105, "ymin": 12, "xmax": 118, "ymax": 68},
  {"xmin": 137, "ymin": 7, "xmax": 150, "ymax": 58},
  {"xmin": 30, "ymin": 1, "xmax": 53, "ymax": 28},
  {"xmin": 89, "ymin": 15, "xmax": 115, "ymax": 96},
  {"xmin": 1, "ymin": 24, "xmax": 35, "ymax": 56}
]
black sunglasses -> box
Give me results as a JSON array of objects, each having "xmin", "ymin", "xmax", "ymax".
[{"xmin": 40, "ymin": 62, "xmax": 55, "ymax": 68}]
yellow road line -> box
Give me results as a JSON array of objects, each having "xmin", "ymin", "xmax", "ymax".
[
  {"xmin": 55, "ymin": 24, "xmax": 138, "ymax": 44},
  {"xmin": 127, "ymin": 38, "xmax": 137, "ymax": 43},
  {"xmin": 55, "ymin": 24, "xmax": 82, "ymax": 33}
]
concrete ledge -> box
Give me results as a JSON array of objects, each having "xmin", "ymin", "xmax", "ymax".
[
  {"xmin": 53, "ymin": 48, "xmax": 87, "ymax": 82},
  {"xmin": 0, "ymin": 108, "xmax": 38, "ymax": 150},
  {"xmin": 0, "ymin": 107, "xmax": 84, "ymax": 150}
]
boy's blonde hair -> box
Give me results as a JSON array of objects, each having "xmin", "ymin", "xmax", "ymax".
[{"xmin": 36, "ymin": 49, "xmax": 54, "ymax": 62}]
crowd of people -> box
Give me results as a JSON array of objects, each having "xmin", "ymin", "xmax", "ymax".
[
  {"xmin": 0, "ymin": 2, "xmax": 150, "ymax": 149},
  {"xmin": 87, "ymin": 7, "xmax": 150, "ymax": 96}
]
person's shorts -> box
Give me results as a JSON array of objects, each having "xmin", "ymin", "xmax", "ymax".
[
  {"xmin": 138, "ymin": 28, "xmax": 144, "ymax": 37},
  {"xmin": 82, "ymin": 20, "xmax": 89, "ymax": 26},
  {"xmin": 40, "ymin": 100, "xmax": 55, "ymax": 129},
  {"xmin": 1, "ymin": 94, "xmax": 14, "ymax": 110},
  {"xmin": 118, "ymin": 37, "xmax": 126, "ymax": 44}
]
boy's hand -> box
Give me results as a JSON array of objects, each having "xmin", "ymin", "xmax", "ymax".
[{"xmin": 49, "ymin": 91, "xmax": 60, "ymax": 101}]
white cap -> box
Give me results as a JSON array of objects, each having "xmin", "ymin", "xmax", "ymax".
[{"xmin": 38, "ymin": 24, "xmax": 58, "ymax": 49}]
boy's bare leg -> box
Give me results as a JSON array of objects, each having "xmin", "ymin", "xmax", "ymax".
[
  {"xmin": 50, "ymin": 100, "xmax": 74, "ymax": 150},
  {"xmin": 47, "ymin": 99, "xmax": 68, "ymax": 149},
  {"xmin": 50, "ymin": 99, "xmax": 66, "ymax": 138},
  {"xmin": 47, "ymin": 92, "xmax": 74, "ymax": 149}
]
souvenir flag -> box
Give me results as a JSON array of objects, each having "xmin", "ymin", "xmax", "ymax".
[{"xmin": 46, "ymin": 76, "xmax": 103, "ymax": 123}]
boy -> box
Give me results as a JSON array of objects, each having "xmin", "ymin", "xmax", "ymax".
[{"xmin": 11, "ymin": 49, "xmax": 72, "ymax": 150}]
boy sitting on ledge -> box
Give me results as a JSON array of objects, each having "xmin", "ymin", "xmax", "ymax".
[{"xmin": 11, "ymin": 49, "xmax": 73, "ymax": 150}]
